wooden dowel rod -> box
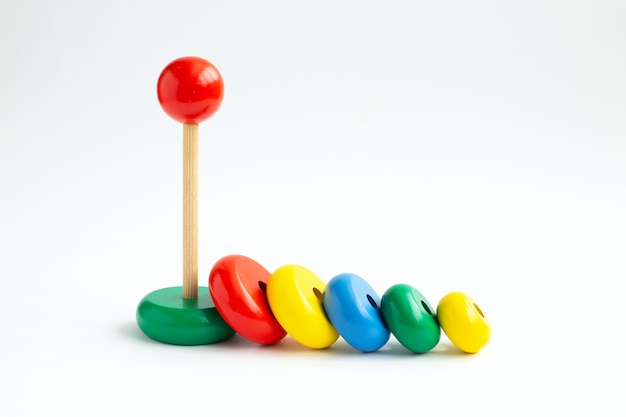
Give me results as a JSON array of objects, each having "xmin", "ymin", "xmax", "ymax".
[{"xmin": 182, "ymin": 123, "xmax": 198, "ymax": 299}]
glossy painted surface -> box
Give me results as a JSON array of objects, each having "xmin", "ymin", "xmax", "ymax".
[
  {"xmin": 136, "ymin": 286, "xmax": 235, "ymax": 345},
  {"xmin": 266, "ymin": 264, "xmax": 338, "ymax": 349},
  {"xmin": 322, "ymin": 273, "xmax": 389, "ymax": 352},
  {"xmin": 437, "ymin": 291, "xmax": 491, "ymax": 353},
  {"xmin": 209, "ymin": 254, "xmax": 286, "ymax": 345},
  {"xmin": 380, "ymin": 284, "xmax": 441, "ymax": 353},
  {"xmin": 157, "ymin": 56, "xmax": 224, "ymax": 124}
]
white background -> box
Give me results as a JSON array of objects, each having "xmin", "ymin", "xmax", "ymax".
[{"xmin": 1, "ymin": 0, "xmax": 625, "ymax": 415}]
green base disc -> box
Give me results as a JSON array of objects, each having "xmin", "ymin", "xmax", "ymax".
[{"xmin": 136, "ymin": 286, "xmax": 235, "ymax": 345}]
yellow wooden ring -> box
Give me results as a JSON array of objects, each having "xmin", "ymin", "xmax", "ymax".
[
  {"xmin": 266, "ymin": 264, "xmax": 339, "ymax": 349},
  {"xmin": 436, "ymin": 291, "xmax": 491, "ymax": 353}
]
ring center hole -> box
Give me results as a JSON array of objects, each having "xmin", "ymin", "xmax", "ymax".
[
  {"xmin": 367, "ymin": 294, "xmax": 378, "ymax": 309},
  {"xmin": 258, "ymin": 281, "xmax": 267, "ymax": 293},
  {"xmin": 421, "ymin": 301, "xmax": 433, "ymax": 315},
  {"xmin": 313, "ymin": 287, "xmax": 323, "ymax": 301},
  {"xmin": 474, "ymin": 303, "xmax": 485, "ymax": 318}
]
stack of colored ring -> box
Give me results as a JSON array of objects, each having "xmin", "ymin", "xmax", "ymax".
[{"xmin": 203, "ymin": 254, "xmax": 491, "ymax": 354}]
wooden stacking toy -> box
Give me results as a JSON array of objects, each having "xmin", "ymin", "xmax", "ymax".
[
  {"xmin": 136, "ymin": 57, "xmax": 492, "ymax": 353},
  {"xmin": 136, "ymin": 56, "xmax": 234, "ymax": 345}
]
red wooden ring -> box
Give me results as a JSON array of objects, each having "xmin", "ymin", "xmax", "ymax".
[{"xmin": 209, "ymin": 254, "xmax": 286, "ymax": 345}]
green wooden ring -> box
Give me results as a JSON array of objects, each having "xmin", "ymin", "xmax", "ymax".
[
  {"xmin": 136, "ymin": 286, "xmax": 235, "ymax": 345},
  {"xmin": 380, "ymin": 283, "xmax": 441, "ymax": 353}
]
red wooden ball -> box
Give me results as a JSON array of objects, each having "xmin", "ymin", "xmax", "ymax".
[{"xmin": 157, "ymin": 56, "xmax": 224, "ymax": 124}]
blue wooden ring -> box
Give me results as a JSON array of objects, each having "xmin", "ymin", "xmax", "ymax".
[{"xmin": 322, "ymin": 273, "xmax": 390, "ymax": 352}]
